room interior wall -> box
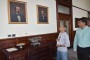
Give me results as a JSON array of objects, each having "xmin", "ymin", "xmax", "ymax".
[
  {"xmin": 72, "ymin": 0, "xmax": 90, "ymax": 31},
  {"xmin": 0, "ymin": 0, "xmax": 57, "ymax": 39},
  {"xmin": 72, "ymin": 0, "xmax": 90, "ymax": 11},
  {"xmin": 72, "ymin": 7, "xmax": 88, "ymax": 30}
]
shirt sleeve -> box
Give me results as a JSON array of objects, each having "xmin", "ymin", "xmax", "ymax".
[
  {"xmin": 73, "ymin": 31, "xmax": 78, "ymax": 51},
  {"xmin": 64, "ymin": 33, "xmax": 70, "ymax": 47}
]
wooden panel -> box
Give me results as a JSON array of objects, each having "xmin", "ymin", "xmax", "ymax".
[
  {"xmin": 1, "ymin": 38, "xmax": 57, "ymax": 60},
  {"xmin": 58, "ymin": 0, "xmax": 72, "ymax": 7},
  {"xmin": 0, "ymin": 33, "xmax": 58, "ymax": 49},
  {"xmin": 0, "ymin": 49, "xmax": 4, "ymax": 60},
  {"xmin": 0, "ymin": 39, "xmax": 16, "ymax": 49},
  {"xmin": 58, "ymin": 13, "xmax": 71, "ymax": 20},
  {"xmin": 71, "ymin": 31, "xmax": 76, "ymax": 47},
  {"xmin": 0, "ymin": 33, "xmax": 58, "ymax": 60}
]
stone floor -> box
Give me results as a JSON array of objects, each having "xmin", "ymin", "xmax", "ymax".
[
  {"xmin": 54, "ymin": 48, "xmax": 78, "ymax": 60},
  {"xmin": 68, "ymin": 48, "xmax": 78, "ymax": 60}
]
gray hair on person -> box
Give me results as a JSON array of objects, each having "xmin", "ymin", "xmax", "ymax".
[{"xmin": 60, "ymin": 25, "xmax": 67, "ymax": 31}]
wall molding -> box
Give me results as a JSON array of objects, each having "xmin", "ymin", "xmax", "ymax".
[
  {"xmin": 0, "ymin": 32, "xmax": 58, "ymax": 40},
  {"xmin": 73, "ymin": 5, "xmax": 89, "ymax": 12}
]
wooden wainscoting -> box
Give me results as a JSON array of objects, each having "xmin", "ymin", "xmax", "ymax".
[
  {"xmin": 0, "ymin": 33, "xmax": 58, "ymax": 60},
  {"xmin": 0, "ymin": 33, "xmax": 58, "ymax": 49}
]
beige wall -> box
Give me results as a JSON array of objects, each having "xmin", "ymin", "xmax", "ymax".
[
  {"xmin": 72, "ymin": 0, "xmax": 90, "ymax": 11},
  {"xmin": 72, "ymin": 0, "xmax": 90, "ymax": 30},
  {"xmin": 0, "ymin": 0, "xmax": 57, "ymax": 39}
]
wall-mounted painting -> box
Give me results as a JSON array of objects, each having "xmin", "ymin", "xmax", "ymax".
[
  {"xmin": 73, "ymin": 7, "xmax": 88, "ymax": 30},
  {"xmin": 87, "ymin": 18, "xmax": 90, "ymax": 27},
  {"xmin": 8, "ymin": 0, "xmax": 27, "ymax": 24},
  {"xmin": 37, "ymin": 5, "xmax": 49, "ymax": 24},
  {"xmin": 88, "ymin": 12, "xmax": 90, "ymax": 18},
  {"xmin": 88, "ymin": 12, "xmax": 90, "ymax": 27},
  {"xmin": 75, "ymin": 18, "xmax": 79, "ymax": 28}
]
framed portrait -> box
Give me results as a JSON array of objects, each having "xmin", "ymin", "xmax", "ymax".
[
  {"xmin": 8, "ymin": 0, "xmax": 27, "ymax": 24},
  {"xmin": 87, "ymin": 18, "xmax": 90, "ymax": 27},
  {"xmin": 73, "ymin": 7, "xmax": 88, "ymax": 30},
  {"xmin": 37, "ymin": 5, "xmax": 49, "ymax": 24},
  {"xmin": 88, "ymin": 12, "xmax": 90, "ymax": 18},
  {"xmin": 88, "ymin": 12, "xmax": 90, "ymax": 27},
  {"xmin": 75, "ymin": 18, "xmax": 79, "ymax": 28}
]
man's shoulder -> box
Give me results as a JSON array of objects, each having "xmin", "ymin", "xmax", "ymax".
[
  {"xmin": 87, "ymin": 27, "xmax": 90, "ymax": 32},
  {"xmin": 63, "ymin": 32, "xmax": 68, "ymax": 36},
  {"xmin": 87, "ymin": 26, "xmax": 90, "ymax": 29},
  {"xmin": 76, "ymin": 28, "xmax": 81, "ymax": 32}
]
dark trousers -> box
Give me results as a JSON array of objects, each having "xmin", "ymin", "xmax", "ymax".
[{"xmin": 77, "ymin": 46, "xmax": 90, "ymax": 60}]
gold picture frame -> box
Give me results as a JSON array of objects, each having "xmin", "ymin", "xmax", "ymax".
[
  {"xmin": 8, "ymin": 0, "xmax": 27, "ymax": 24},
  {"xmin": 37, "ymin": 5, "xmax": 49, "ymax": 24}
]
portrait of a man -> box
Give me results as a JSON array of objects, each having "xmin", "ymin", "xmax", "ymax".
[
  {"xmin": 8, "ymin": 0, "xmax": 27, "ymax": 24},
  {"xmin": 87, "ymin": 18, "xmax": 90, "ymax": 27},
  {"xmin": 88, "ymin": 12, "xmax": 90, "ymax": 27},
  {"xmin": 37, "ymin": 5, "xmax": 48, "ymax": 24},
  {"xmin": 75, "ymin": 18, "xmax": 79, "ymax": 28}
]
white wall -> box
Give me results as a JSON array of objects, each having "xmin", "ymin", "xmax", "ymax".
[
  {"xmin": 73, "ymin": 7, "xmax": 88, "ymax": 30},
  {"xmin": 72, "ymin": 0, "xmax": 90, "ymax": 11},
  {"xmin": 72, "ymin": 0, "xmax": 90, "ymax": 30},
  {"xmin": 0, "ymin": 0, "xmax": 57, "ymax": 39}
]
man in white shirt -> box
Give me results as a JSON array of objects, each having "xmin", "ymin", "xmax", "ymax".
[{"xmin": 56, "ymin": 26, "xmax": 70, "ymax": 60}]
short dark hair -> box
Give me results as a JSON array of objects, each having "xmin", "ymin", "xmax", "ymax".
[{"xmin": 78, "ymin": 17, "xmax": 87, "ymax": 25}]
